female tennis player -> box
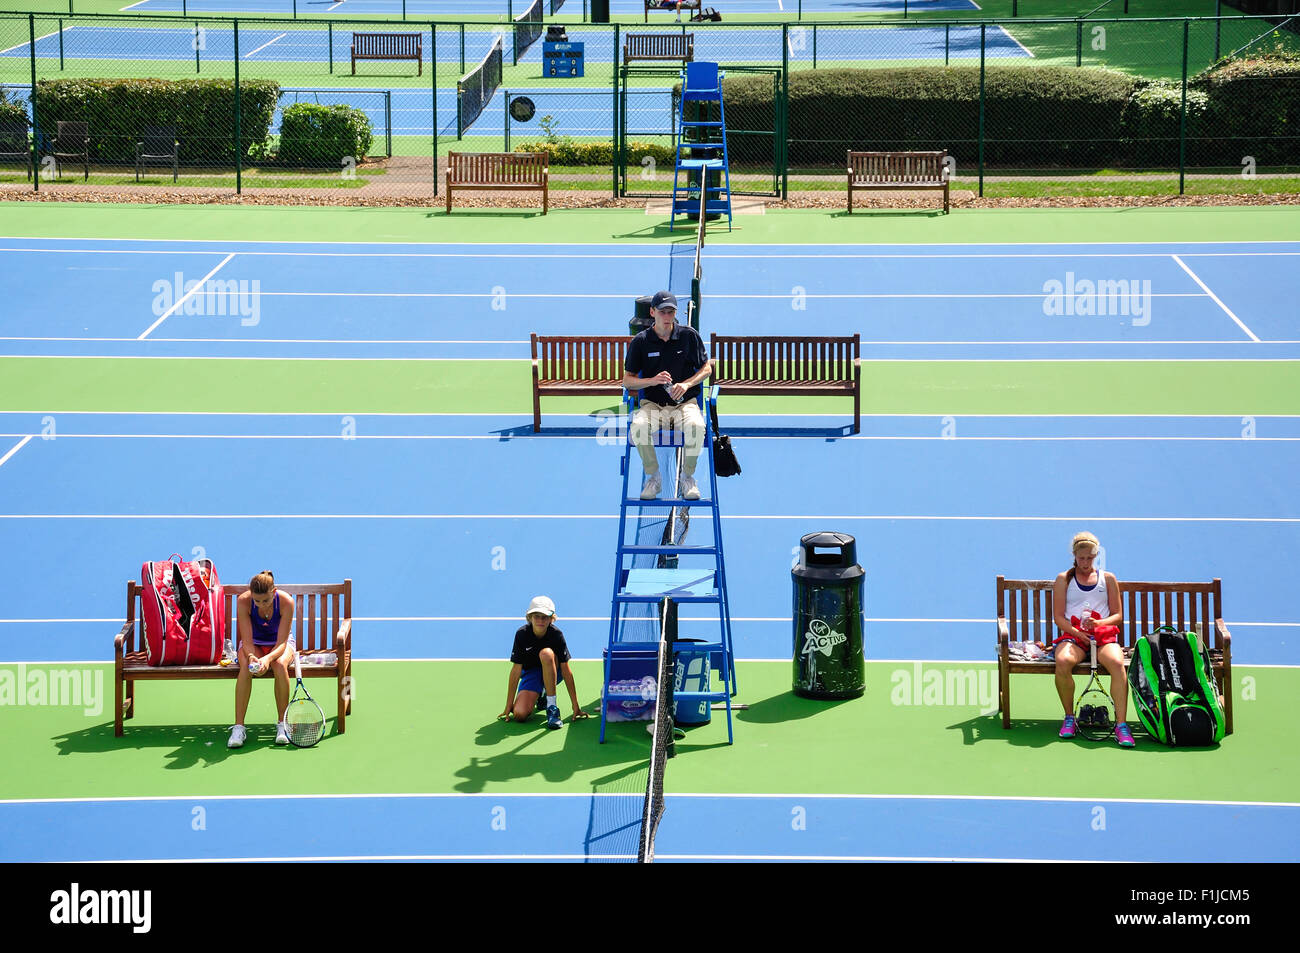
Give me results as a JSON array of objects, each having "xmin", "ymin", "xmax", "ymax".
[
  {"xmin": 228, "ymin": 570, "xmax": 296, "ymax": 749},
  {"xmin": 499, "ymin": 596, "xmax": 589, "ymax": 731},
  {"xmin": 1051, "ymin": 533, "xmax": 1135, "ymax": 747}
]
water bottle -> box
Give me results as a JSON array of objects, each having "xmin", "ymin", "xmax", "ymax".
[{"xmin": 220, "ymin": 636, "xmax": 235, "ymax": 666}]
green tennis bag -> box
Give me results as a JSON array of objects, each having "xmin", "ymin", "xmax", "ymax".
[{"xmin": 1127, "ymin": 625, "xmax": 1226, "ymax": 746}]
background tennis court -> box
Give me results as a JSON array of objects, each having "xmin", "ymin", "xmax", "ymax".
[{"xmin": 1, "ymin": 203, "xmax": 1296, "ymax": 862}]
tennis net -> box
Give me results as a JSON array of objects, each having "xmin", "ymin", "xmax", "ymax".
[
  {"xmin": 514, "ymin": 0, "xmax": 544, "ymax": 62},
  {"xmin": 457, "ymin": 36, "xmax": 504, "ymax": 138},
  {"xmin": 638, "ymin": 594, "xmax": 677, "ymax": 863},
  {"xmin": 690, "ymin": 189, "xmax": 706, "ymax": 331}
]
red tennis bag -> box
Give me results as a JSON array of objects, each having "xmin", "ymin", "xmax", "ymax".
[{"xmin": 141, "ymin": 555, "xmax": 226, "ymax": 666}]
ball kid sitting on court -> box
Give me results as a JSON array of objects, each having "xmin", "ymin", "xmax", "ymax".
[
  {"xmin": 228, "ymin": 570, "xmax": 296, "ymax": 749},
  {"xmin": 499, "ymin": 596, "xmax": 589, "ymax": 730},
  {"xmin": 623, "ymin": 290, "xmax": 712, "ymax": 502}
]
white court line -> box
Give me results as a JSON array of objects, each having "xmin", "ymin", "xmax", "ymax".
[
  {"xmin": 118, "ymin": 1, "xmax": 151, "ymax": 9},
  {"xmin": 244, "ymin": 32, "xmax": 288, "ymax": 59},
  {"xmin": 1172, "ymin": 254, "xmax": 1261, "ymax": 343},
  {"xmin": 0, "ymin": 26, "xmax": 70, "ymax": 56},
  {"xmin": 0, "ymin": 435, "xmax": 33, "ymax": 470},
  {"xmin": 1, "ymin": 514, "xmax": 1296, "ymax": 522},
  {"xmin": 3, "ymin": 791, "xmax": 1292, "ymax": 808},
  {"xmin": 998, "ymin": 22, "xmax": 1035, "ymax": 58},
  {"xmin": 136, "ymin": 253, "xmax": 236, "ymax": 340},
  {"xmin": 4, "ymin": 432, "xmax": 1299, "ymax": 442}
]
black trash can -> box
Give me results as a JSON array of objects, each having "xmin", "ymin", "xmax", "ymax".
[
  {"xmin": 792, "ymin": 532, "xmax": 865, "ymax": 699},
  {"xmin": 630, "ymin": 294, "xmax": 654, "ymax": 336},
  {"xmin": 590, "ymin": 0, "xmax": 610, "ymax": 23}
]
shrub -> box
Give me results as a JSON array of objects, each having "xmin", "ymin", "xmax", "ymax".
[
  {"xmin": 33, "ymin": 78, "xmax": 279, "ymax": 165},
  {"xmin": 1193, "ymin": 55, "xmax": 1300, "ymax": 165},
  {"xmin": 514, "ymin": 139, "xmax": 674, "ymax": 166},
  {"xmin": 276, "ymin": 103, "xmax": 373, "ymax": 168}
]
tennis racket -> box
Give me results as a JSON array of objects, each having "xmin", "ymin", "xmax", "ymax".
[
  {"xmin": 285, "ymin": 646, "xmax": 325, "ymax": 748},
  {"xmin": 1074, "ymin": 637, "xmax": 1115, "ymax": 741}
]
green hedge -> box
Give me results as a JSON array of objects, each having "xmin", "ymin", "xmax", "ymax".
[
  {"xmin": 514, "ymin": 140, "xmax": 674, "ymax": 166},
  {"xmin": 276, "ymin": 103, "xmax": 373, "ymax": 168},
  {"xmin": 0, "ymin": 88, "xmax": 26, "ymax": 127},
  {"xmin": 722, "ymin": 57, "xmax": 1297, "ymax": 170},
  {"xmin": 33, "ymin": 78, "xmax": 279, "ymax": 165}
]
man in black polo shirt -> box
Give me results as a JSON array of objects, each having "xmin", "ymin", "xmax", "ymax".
[{"xmin": 622, "ymin": 291, "xmax": 712, "ymax": 500}]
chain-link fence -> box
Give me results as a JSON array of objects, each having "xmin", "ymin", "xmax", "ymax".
[{"xmin": 0, "ymin": 9, "xmax": 1295, "ymax": 201}]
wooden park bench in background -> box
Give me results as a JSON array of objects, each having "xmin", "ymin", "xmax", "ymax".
[
  {"xmin": 847, "ymin": 150, "xmax": 950, "ymax": 214},
  {"xmin": 623, "ymin": 32, "xmax": 695, "ymax": 63},
  {"xmin": 709, "ymin": 333, "xmax": 861, "ymax": 433},
  {"xmin": 995, "ymin": 576, "xmax": 1232, "ymax": 734},
  {"xmin": 446, "ymin": 152, "xmax": 548, "ymax": 214},
  {"xmin": 114, "ymin": 579, "xmax": 353, "ymax": 737},
  {"xmin": 531, "ymin": 333, "xmax": 631, "ymax": 431},
  {"xmin": 352, "ymin": 31, "xmax": 423, "ymax": 74}
]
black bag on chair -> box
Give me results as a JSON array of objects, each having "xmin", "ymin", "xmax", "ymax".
[{"xmin": 709, "ymin": 404, "xmax": 741, "ymax": 477}]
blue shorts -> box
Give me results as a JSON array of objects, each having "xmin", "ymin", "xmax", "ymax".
[{"xmin": 519, "ymin": 667, "xmax": 545, "ymax": 695}]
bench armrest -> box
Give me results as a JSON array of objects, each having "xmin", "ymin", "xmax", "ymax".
[
  {"xmin": 996, "ymin": 617, "xmax": 1010, "ymax": 647},
  {"xmin": 333, "ymin": 618, "xmax": 352, "ymax": 654},
  {"xmin": 114, "ymin": 621, "xmax": 133, "ymax": 658},
  {"xmin": 1214, "ymin": 618, "xmax": 1231, "ymax": 659}
]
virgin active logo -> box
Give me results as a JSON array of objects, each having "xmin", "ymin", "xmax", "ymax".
[{"xmin": 802, "ymin": 619, "xmax": 847, "ymax": 658}]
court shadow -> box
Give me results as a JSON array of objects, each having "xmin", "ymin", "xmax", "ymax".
[
  {"xmin": 52, "ymin": 721, "xmax": 338, "ymax": 769},
  {"xmin": 946, "ymin": 714, "xmax": 1179, "ymax": 752},
  {"xmin": 828, "ymin": 209, "xmax": 947, "ymax": 219},
  {"xmin": 425, "ymin": 209, "xmax": 548, "ymax": 219},
  {"xmin": 735, "ymin": 690, "xmax": 855, "ymax": 724},
  {"xmin": 722, "ymin": 424, "xmax": 855, "ymax": 440},
  {"xmin": 493, "ymin": 424, "xmax": 604, "ymax": 439}
]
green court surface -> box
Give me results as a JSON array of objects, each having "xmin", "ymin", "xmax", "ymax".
[{"xmin": 4, "ymin": 661, "xmax": 1295, "ymax": 802}]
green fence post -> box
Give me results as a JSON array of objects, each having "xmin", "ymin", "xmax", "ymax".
[
  {"xmin": 386, "ymin": 89, "xmax": 392, "ymax": 157},
  {"xmin": 328, "ymin": 22, "xmax": 333, "ymax": 74},
  {"xmin": 183, "ymin": 0, "xmax": 187, "ymax": 15},
  {"xmin": 978, "ymin": 22, "xmax": 985, "ymax": 198},
  {"xmin": 234, "ymin": 19, "xmax": 241, "ymax": 195},
  {"xmin": 29, "ymin": 13, "xmax": 38, "ymax": 193},
  {"xmin": 293, "ymin": 0, "xmax": 297, "ymax": 19},
  {"xmin": 945, "ymin": 23, "xmax": 949, "ymax": 65},
  {"xmin": 459, "ymin": 24, "xmax": 465, "ymax": 76},
  {"xmin": 1076, "ymin": 19, "xmax": 1083, "ymax": 67},
  {"xmin": 797, "ymin": 0, "xmax": 801, "ymax": 22},
  {"xmin": 195, "ymin": 22, "xmax": 200, "ymax": 74},
  {"xmin": 509, "ymin": 0, "xmax": 516, "ymax": 66},
  {"xmin": 1179, "ymin": 19, "xmax": 1188, "ymax": 195},
  {"xmin": 1012, "ymin": 0, "xmax": 1017, "ymax": 16},
  {"xmin": 402, "ymin": 0, "xmax": 407, "ymax": 21},
  {"xmin": 812, "ymin": 24, "xmax": 817, "ymax": 70},
  {"xmin": 433, "ymin": 24, "xmax": 438, "ymax": 198},
  {"xmin": 781, "ymin": 24, "xmax": 789, "ymax": 200},
  {"xmin": 504, "ymin": 88, "xmax": 510, "ymax": 152},
  {"xmin": 612, "ymin": 23, "xmax": 620, "ymax": 198},
  {"xmin": 1215, "ymin": 0, "xmax": 1222, "ymax": 62},
  {"xmin": 59, "ymin": 19, "xmax": 63, "ymax": 71}
]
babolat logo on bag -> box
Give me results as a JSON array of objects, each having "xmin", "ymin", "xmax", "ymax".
[
  {"xmin": 1164, "ymin": 648, "xmax": 1186, "ymax": 691},
  {"xmin": 802, "ymin": 619, "xmax": 846, "ymax": 657}
]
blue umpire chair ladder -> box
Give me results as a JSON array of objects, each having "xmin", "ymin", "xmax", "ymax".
[
  {"xmin": 600, "ymin": 385, "xmax": 736, "ymax": 744},
  {"xmin": 670, "ymin": 61, "xmax": 733, "ymax": 232}
]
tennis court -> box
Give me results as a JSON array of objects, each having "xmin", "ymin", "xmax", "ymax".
[
  {"xmin": 117, "ymin": 0, "xmax": 982, "ymax": 18},
  {"xmin": 1, "ymin": 208, "xmax": 1297, "ymax": 862}
]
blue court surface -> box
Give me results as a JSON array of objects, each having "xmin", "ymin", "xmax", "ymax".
[
  {"xmin": 119, "ymin": 0, "xmax": 982, "ymax": 19},
  {"xmin": 3, "ymin": 21, "xmax": 1029, "ymax": 66},
  {"xmin": 2, "ymin": 234, "xmax": 1297, "ymax": 863}
]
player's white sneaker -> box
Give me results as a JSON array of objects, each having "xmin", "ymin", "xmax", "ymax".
[
  {"xmin": 640, "ymin": 471, "xmax": 662, "ymax": 500},
  {"xmin": 275, "ymin": 721, "xmax": 290, "ymax": 746},
  {"xmin": 227, "ymin": 724, "xmax": 247, "ymax": 749},
  {"xmin": 680, "ymin": 474, "xmax": 700, "ymax": 500}
]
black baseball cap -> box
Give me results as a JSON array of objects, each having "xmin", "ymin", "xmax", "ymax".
[{"xmin": 650, "ymin": 291, "xmax": 678, "ymax": 311}]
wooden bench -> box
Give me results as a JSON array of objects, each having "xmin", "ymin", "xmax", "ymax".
[
  {"xmin": 848, "ymin": 150, "xmax": 949, "ymax": 214},
  {"xmin": 446, "ymin": 152, "xmax": 548, "ymax": 214},
  {"xmin": 531, "ymin": 333, "xmax": 631, "ymax": 431},
  {"xmin": 114, "ymin": 580, "xmax": 353, "ymax": 738},
  {"xmin": 644, "ymin": 0, "xmax": 701, "ymax": 20},
  {"xmin": 623, "ymin": 32, "xmax": 695, "ymax": 63},
  {"xmin": 709, "ymin": 333, "xmax": 861, "ymax": 434},
  {"xmin": 996, "ymin": 576, "xmax": 1232, "ymax": 734},
  {"xmin": 351, "ymin": 32, "xmax": 422, "ymax": 75}
]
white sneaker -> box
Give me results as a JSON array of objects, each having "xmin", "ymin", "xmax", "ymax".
[
  {"xmin": 275, "ymin": 721, "xmax": 290, "ymax": 746},
  {"xmin": 680, "ymin": 474, "xmax": 700, "ymax": 500},
  {"xmin": 227, "ymin": 724, "xmax": 247, "ymax": 749},
  {"xmin": 640, "ymin": 471, "xmax": 662, "ymax": 500}
]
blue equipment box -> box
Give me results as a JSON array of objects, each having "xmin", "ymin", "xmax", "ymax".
[{"xmin": 543, "ymin": 41, "xmax": 584, "ymax": 78}]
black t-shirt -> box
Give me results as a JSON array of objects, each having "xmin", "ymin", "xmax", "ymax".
[
  {"xmin": 510, "ymin": 624, "xmax": 571, "ymax": 671},
  {"xmin": 624, "ymin": 323, "xmax": 708, "ymax": 407}
]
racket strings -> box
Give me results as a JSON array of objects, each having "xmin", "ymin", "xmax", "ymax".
[{"xmin": 286, "ymin": 697, "xmax": 325, "ymax": 746}]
